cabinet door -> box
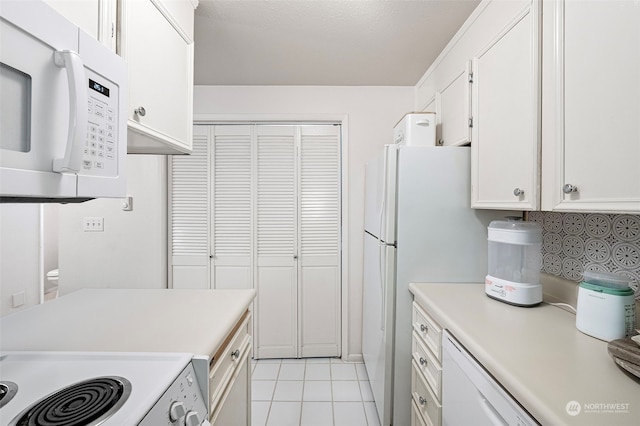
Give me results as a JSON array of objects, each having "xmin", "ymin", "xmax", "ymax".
[
  {"xmin": 436, "ymin": 61, "xmax": 471, "ymax": 147},
  {"xmin": 169, "ymin": 125, "xmax": 210, "ymax": 289},
  {"xmin": 211, "ymin": 126, "xmax": 253, "ymax": 290},
  {"xmin": 541, "ymin": 0, "xmax": 640, "ymax": 213},
  {"xmin": 471, "ymin": 2, "xmax": 540, "ymax": 210},
  {"xmin": 299, "ymin": 126, "xmax": 341, "ymax": 358},
  {"xmin": 120, "ymin": 0, "xmax": 193, "ymax": 154},
  {"xmin": 255, "ymin": 126, "xmax": 298, "ymax": 359},
  {"xmin": 43, "ymin": 0, "xmax": 116, "ymax": 50}
]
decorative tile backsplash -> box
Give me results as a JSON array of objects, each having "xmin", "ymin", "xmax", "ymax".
[{"xmin": 528, "ymin": 212, "xmax": 640, "ymax": 296}]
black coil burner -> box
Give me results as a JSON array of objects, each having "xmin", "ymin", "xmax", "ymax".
[
  {"xmin": 11, "ymin": 376, "xmax": 131, "ymax": 426},
  {"xmin": 0, "ymin": 381, "xmax": 19, "ymax": 408}
]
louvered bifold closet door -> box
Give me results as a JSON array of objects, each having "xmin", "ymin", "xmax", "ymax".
[
  {"xmin": 170, "ymin": 126, "xmax": 210, "ymax": 289},
  {"xmin": 211, "ymin": 125, "xmax": 253, "ymax": 290},
  {"xmin": 255, "ymin": 126, "xmax": 298, "ymax": 358},
  {"xmin": 299, "ymin": 125, "xmax": 341, "ymax": 357}
]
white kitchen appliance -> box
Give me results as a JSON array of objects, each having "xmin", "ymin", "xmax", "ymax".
[
  {"xmin": 576, "ymin": 271, "xmax": 637, "ymax": 342},
  {"xmin": 0, "ymin": 0, "xmax": 127, "ymax": 202},
  {"xmin": 362, "ymin": 121, "xmax": 516, "ymax": 425},
  {"xmin": 393, "ymin": 112, "xmax": 436, "ymax": 146},
  {"xmin": 442, "ymin": 331, "xmax": 536, "ymax": 426},
  {"xmin": 485, "ymin": 220, "xmax": 543, "ymax": 306},
  {"xmin": 0, "ymin": 351, "xmax": 211, "ymax": 426}
]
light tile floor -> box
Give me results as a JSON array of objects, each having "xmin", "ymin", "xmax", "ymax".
[{"xmin": 251, "ymin": 358, "xmax": 381, "ymax": 426}]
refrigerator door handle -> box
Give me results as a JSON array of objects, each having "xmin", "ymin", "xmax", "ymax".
[
  {"xmin": 378, "ymin": 241, "xmax": 385, "ymax": 331},
  {"xmin": 379, "ymin": 146, "xmax": 388, "ymax": 242}
]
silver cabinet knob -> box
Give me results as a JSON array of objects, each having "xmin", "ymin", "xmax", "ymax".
[
  {"xmin": 419, "ymin": 396, "xmax": 427, "ymax": 405},
  {"xmin": 231, "ymin": 349, "xmax": 240, "ymax": 359},
  {"xmin": 419, "ymin": 357, "xmax": 427, "ymax": 366},
  {"xmin": 563, "ymin": 184, "xmax": 578, "ymax": 194},
  {"xmin": 134, "ymin": 106, "xmax": 146, "ymax": 117},
  {"xmin": 420, "ymin": 324, "xmax": 428, "ymax": 333},
  {"xmin": 513, "ymin": 188, "xmax": 524, "ymax": 196},
  {"xmin": 437, "ymin": 139, "xmax": 444, "ymax": 146}
]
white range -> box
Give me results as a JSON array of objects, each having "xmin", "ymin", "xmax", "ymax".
[{"xmin": 0, "ymin": 288, "xmax": 256, "ymax": 426}]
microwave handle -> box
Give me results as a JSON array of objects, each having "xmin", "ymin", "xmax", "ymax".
[{"xmin": 52, "ymin": 50, "xmax": 87, "ymax": 174}]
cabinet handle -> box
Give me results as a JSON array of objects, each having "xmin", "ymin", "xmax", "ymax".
[
  {"xmin": 231, "ymin": 349, "xmax": 240, "ymax": 359},
  {"xmin": 419, "ymin": 396, "xmax": 427, "ymax": 406},
  {"xmin": 563, "ymin": 184, "xmax": 578, "ymax": 194},
  {"xmin": 419, "ymin": 357, "xmax": 427, "ymax": 366},
  {"xmin": 437, "ymin": 139, "xmax": 444, "ymax": 146},
  {"xmin": 513, "ymin": 187, "xmax": 524, "ymax": 196},
  {"xmin": 134, "ymin": 106, "xmax": 146, "ymax": 117},
  {"xmin": 420, "ymin": 324, "xmax": 428, "ymax": 333}
]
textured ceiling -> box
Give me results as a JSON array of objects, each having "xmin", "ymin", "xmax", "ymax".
[{"xmin": 194, "ymin": 0, "xmax": 481, "ymax": 86}]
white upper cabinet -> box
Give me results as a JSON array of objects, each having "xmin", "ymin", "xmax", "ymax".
[
  {"xmin": 541, "ymin": 0, "xmax": 640, "ymax": 213},
  {"xmin": 435, "ymin": 61, "xmax": 471, "ymax": 147},
  {"xmin": 43, "ymin": 0, "xmax": 116, "ymax": 50},
  {"xmin": 415, "ymin": 0, "xmax": 539, "ymax": 210},
  {"xmin": 118, "ymin": 0, "xmax": 196, "ymax": 154},
  {"xmin": 471, "ymin": 1, "xmax": 540, "ymax": 210}
]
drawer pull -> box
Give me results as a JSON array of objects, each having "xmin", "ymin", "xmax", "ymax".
[
  {"xmin": 419, "ymin": 357, "xmax": 427, "ymax": 366},
  {"xmin": 419, "ymin": 396, "xmax": 427, "ymax": 406},
  {"xmin": 231, "ymin": 349, "xmax": 240, "ymax": 359},
  {"xmin": 420, "ymin": 324, "xmax": 428, "ymax": 333}
]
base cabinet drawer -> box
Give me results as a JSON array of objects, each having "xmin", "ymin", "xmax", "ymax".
[
  {"xmin": 412, "ymin": 360, "xmax": 442, "ymax": 426},
  {"xmin": 210, "ymin": 343, "xmax": 251, "ymax": 425},
  {"xmin": 209, "ymin": 311, "xmax": 251, "ymax": 417},
  {"xmin": 412, "ymin": 302, "xmax": 442, "ymax": 361},
  {"xmin": 412, "ymin": 398, "xmax": 431, "ymax": 426},
  {"xmin": 412, "ymin": 331, "xmax": 442, "ymax": 400}
]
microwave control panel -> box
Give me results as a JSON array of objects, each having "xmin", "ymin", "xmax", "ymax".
[{"xmin": 82, "ymin": 69, "xmax": 118, "ymax": 177}]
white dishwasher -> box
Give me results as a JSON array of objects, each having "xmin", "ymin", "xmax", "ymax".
[{"xmin": 442, "ymin": 331, "xmax": 538, "ymax": 426}]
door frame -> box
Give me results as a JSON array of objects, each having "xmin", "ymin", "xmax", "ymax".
[{"xmin": 193, "ymin": 113, "xmax": 350, "ymax": 360}]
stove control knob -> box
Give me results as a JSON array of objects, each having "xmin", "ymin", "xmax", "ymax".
[
  {"xmin": 169, "ymin": 401, "xmax": 187, "ymax": 422},
  {"xmin": 185, "ymin": 411, "xmax": 201, "ymax": 426}
]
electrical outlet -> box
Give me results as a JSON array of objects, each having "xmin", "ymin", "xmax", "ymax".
[{"xmin": 83, "ymin": 217, "xmax": 104, "ymax": 232}]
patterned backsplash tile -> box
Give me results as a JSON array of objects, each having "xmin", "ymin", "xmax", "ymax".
[{"xmin": 528, "ymin": 212, "xmax": 640, "ymax": 297}]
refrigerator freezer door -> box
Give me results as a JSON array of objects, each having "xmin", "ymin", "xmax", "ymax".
[
  {"xmin": 364, "ymin": 144, "xmax": 398, "ymax": 245},
  {"xmin": 364, "ymin": 151, "xmax": 383, "ymax": 236},
  {"xmin": 380, "ymin": 145, "xmax": 398, "ymax": 245}
]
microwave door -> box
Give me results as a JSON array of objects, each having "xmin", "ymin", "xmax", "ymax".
[{"xmin": 0, "ymin": 1, "xmax": 84, "ymax": 199}]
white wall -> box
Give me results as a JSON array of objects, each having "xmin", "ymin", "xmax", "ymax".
[
  {"xmin": 58, "ymin": 155, "xmax": 168, "ymax": 294},
  {"xmin": 414, "ymin": 0, "xmax": 529, "ymax": 110},
  {"xmin": 43, "ymin": 204, "xmax": 59, "ymax": 280},
  {"xmin": 194, "ymin": 85, "xmax": 414, "ymax": 359},
  {"xmin": 0, "ymin": 204, "xmax": 41, "ymax": 316}
]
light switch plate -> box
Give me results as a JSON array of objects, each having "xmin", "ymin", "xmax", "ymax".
[{"xmin": 83, "ymin": 217, "xmax": 104, "ymax": 232}]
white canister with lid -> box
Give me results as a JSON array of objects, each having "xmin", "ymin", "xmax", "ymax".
[{"xmin": 485, "ymin": 220, "xmax": 543, "ymax": 306}]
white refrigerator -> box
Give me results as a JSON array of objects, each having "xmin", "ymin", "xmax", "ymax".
[{"xmin": 362, "ymin": 143, "xmax": 515, "ymax": 426}]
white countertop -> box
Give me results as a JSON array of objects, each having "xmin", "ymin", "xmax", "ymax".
[
  {"xmin": 409, "ymin": 282, "xmax": 640, "ymax": 426},
  {"xmin": 0, "ymin": 288, "xmax": 256, "ymax": 359}
]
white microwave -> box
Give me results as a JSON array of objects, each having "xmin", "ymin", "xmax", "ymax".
[{"xmin": 0, "ymin": 0, "xmax": 127, "ymax": 203}]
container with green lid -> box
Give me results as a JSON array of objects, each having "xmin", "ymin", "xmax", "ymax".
[{"xmin": 576, "ymin": 271, "xmax": 636, "ymax": 341}]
